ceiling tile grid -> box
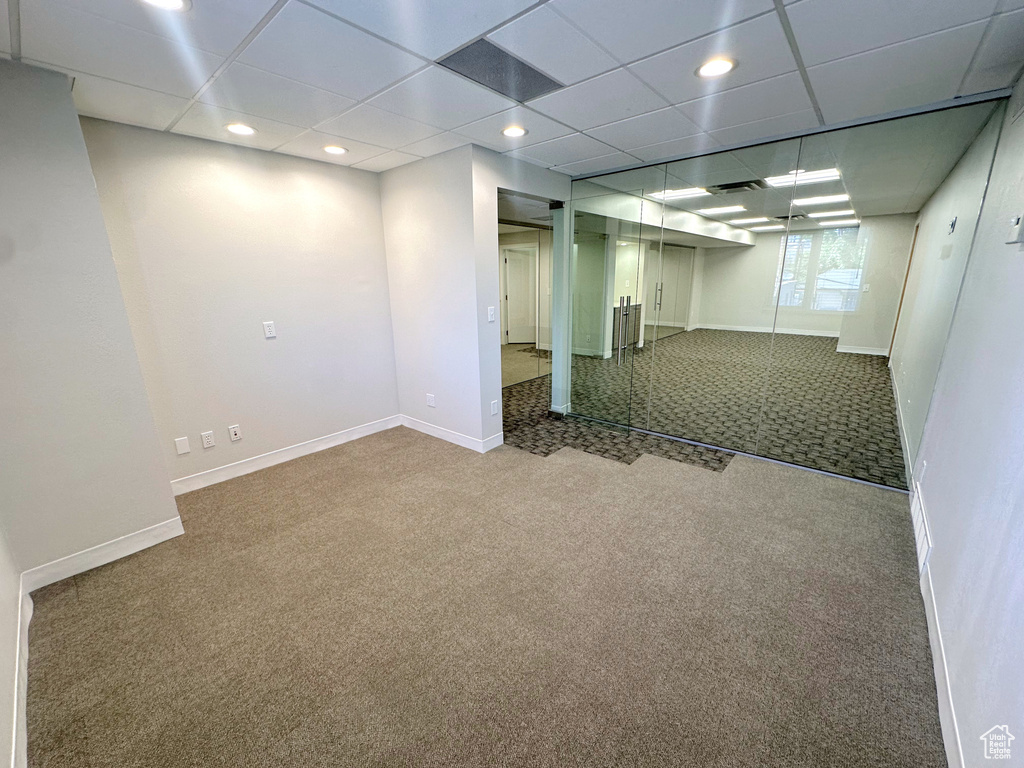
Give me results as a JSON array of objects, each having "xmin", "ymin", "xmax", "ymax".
[{"xmin": 7, "ymin": 0, "xmax": 1021, "ymax": 175}]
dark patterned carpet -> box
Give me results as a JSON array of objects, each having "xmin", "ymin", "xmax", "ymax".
[
  {"xmin": 502, "ymin": 375, "xmax": 733, "ymax": 472},
  {"xmin": 569, "ymin": 330, "xmax": 907, "ymax": 489}
]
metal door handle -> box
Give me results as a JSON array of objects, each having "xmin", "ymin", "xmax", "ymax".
[
  {"xmin": 617, "ymin": 295, "xmax": 625, "ymax": 365},
  {"xmin": 657, "ymin": 283, "xmax": 663, "ymax": 311}
]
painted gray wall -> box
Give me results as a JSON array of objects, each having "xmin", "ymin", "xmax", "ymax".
[
  {"xmin": 81, "ymin": 118, "xmax": 400, "ymax": 482},
  {"xmin": 914, "ymin": 93, "xmax": 1024, "ymax": 764},
  {"xmin": 0, "ymin": 61, "xmax": 179, "ymax": 571},
  {"xmin": 890, "ymin": 113, "xmax": 1002, "ymax": 465}
]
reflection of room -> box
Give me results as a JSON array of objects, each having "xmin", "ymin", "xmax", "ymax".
[{"xmin": 565, "ymin": 101, "xmax": 1002, "ymax": 489}]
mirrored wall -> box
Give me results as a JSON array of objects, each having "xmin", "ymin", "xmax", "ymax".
[{"xmin": 566, "ymin": 100, "xmax": 1005, "ymax": 489}]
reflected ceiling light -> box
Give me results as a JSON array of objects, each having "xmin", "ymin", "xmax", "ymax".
[
  {"xmin": 502, "ymin": 125, "xmax": 527, "ymax": 137},
  {"xmin": 649, "ymin": 187, "xmax": 710, "ymax": 200},
  {"xmin": 696, "ymin": 205, "xmax": 745, "ymax": 215},
  {"xmin": 750, "ymin": 225, "xmax": 786, "ymax": 232},
  {"xmin": 323, "ymin": 145, "xmax": 347, "ymax": 155},
  {"xmin": 765, "ymin": 168, "xmax": 841, "ymax": 187},
  {"xmin": 793, "ymin": 193, "xmax": 849, "ymax": 206},
  {"xmin": 698, "ymin": 58, "xmax": 735, "ymax": 78},
  {"xmin": 808, "ymin": 209, "xmax": 855, "ymax": 218},
  {"xmin": 226, "ymin": 123, "xmax": 256, "ymax": 136},
  {"xmin": 141, "ymin": 0, "xmax": 190, "ymax": 9},
  {"xmin": 818, "ymin": 219, "xmax": 860, "ymax": 227},
  {"xmin": 730, "ymin": 217, "xmax": 770, "ymax": 225}
]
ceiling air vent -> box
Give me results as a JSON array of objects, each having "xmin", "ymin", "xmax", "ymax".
[
  {"xmin": 706, "ymin": 179, "xmax": 768, "ymax": 194},
  {"xmin": 438, "ymin": 39, "xmax": 563, "ymax": 102},
  {"xmin": 773, "ymin": 214, "xmax": 808, "ymax": 221}
]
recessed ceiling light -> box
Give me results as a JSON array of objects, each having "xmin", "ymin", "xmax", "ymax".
[
  {"xmin": 502, "ymin": 125, "xmax": 527, "ymax": 138},
  {"xmin": 649, "ymin": 187, "xmax": 710, "ymax": 200},
  {"xmin": 794, "ymin": 193, "xmax": 850, "ymax": 206},
  {"xmin": 141, "ymin": 0, "xmax": 190, "ymax": 10},
  {"xmin": 808, "ymin": 209, "xmax": 855, "ymax": 218},
  {"xmin": 226, "ymin": 123, "xmax": 256, "ymax": 136},
  {"xmin": 698, "ymin": 58, "xmax": 735, "ymax": 78},
  {"xmin": 818, "ymin": 219, "xmax": 860, "ymax": 227},
  {"xmin": 765, "ymin": 168, "xmax": 841, "ymax": 187},
  {"xmin": 324, "ymin": 145, "xmax": 347, "ymax": 155},
  {"xmin": 696, "ymin": 205, "xmax": 746, "ymax": 215},
  {"xmin": 730, "ymin": 217, "xmax": 770, "ymax": 225},
  {"xmin": 750, "ymin": 225, "xmax": 786, "ymax": 232}
]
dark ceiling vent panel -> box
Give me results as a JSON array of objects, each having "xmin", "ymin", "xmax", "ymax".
[
  {"xmin": 706, "ymin": 179, "xmax": 768, "ymax": 194},
  {"xmin": 773, "ymin": 214, "xmax": 808, "ymax": 221},
  {"xmin": 438, "ymin": 39, "xmax": 563, "ymax": 102}
]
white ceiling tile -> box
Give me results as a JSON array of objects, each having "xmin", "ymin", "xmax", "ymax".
[
  {"xmin": 317, "ymin": 104, "xmax": 440, "ymax": 150},
  {"xmin": 399, "ymin": 132, "xmax": 471, "ymax": 157},
  {"xmin": 996, "ymin": 0, "xmax": 1024, "ymax": 10},
  {"xmin": 27, "ymin": 0, "xmax": 278, "ymax": 56},
  {"xmin": 305, "ymin": 0, "xmax": 535, "ymax": 60},
  {"xmin": 21, "ymin": 1, "xmax": 223, "ymax": 98},
  {"xmin": 506, "ymin": 132, "xmax": 614, "ymax": 166},
  {"xmin": 959, "ymin": 8, "xmax": 1024, "ymax": 94},
  {"xmin": 368, "ymin": 66, "xmax": 516, "ymax": 131},
  {"xmin": 629, "ymin": 14, "xmax": 797, "ymax": 105},
  {"xmin": 452, "ymin": 106, "xmax": 574, "ymax": 151},
  {"xmin": 0, "ymin": 0, "xmax": 10, "ymax": 54},
  {"xmin": 808, "ymin": 22, "xmax": 988, "ymax": 124},
  {"xmin": 238, "ymin": 2, "xmax": 423, "ymax": 100},
  {"xmin": 585, "ymin": 107, "xmax": 702, "ymax": 151},
  {"xmin": 677, "ymin": 72, "xmax": 813, "ymax": 132},
  {"xmin": 487, "ymin": 6, "xmax": 618, "ymax": 85},
  {"xmin": 70, "ymin": 71, "xmax": 189, "ymax": 130},
  {"xmin": 551, "ymin": 152, "xmax": 636, "ymax": 176},
  {"xmin": 353, "ymin": 150, "xmax": 421, "ymax": 173},
  {"xmin": 787, "ymin": 0, "xmax": 999, "ymax": 66},
  {"xmin": 551, "ymin": 0, "xmax": 774, "ymax": 64},
  {"xmin": 200, "ymin": 63, "xmax": 355, "ymax": 129},
  {"xmin": 628, "ymin": 133, "xmax": 720, "ymax": 163},
  {"xmin": 274, "ymin": 130, "xmax": 388, "ymax": 166},
  {"xmin": 708, "ymin": 109, "xmax": 819, "ymax": 147},
  {"xmin": 171, "ymin": 103, "xmax": 306, "ymax": 150},
  {"xmin": 527, "ymin": 69, "xmax": 669, "ymax": 131}
]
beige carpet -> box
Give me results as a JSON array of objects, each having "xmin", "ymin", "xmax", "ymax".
[{"xmin": 28, "ymin": 427, "xmax": 945, "ymax": 767}]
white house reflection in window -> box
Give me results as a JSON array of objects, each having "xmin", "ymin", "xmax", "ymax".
[{"xmin": 776, "ymin": 227, "xmax": 866, "ymax": 311}]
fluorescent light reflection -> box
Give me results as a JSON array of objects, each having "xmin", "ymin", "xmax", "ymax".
[
  {"xmin": 730, "ymin": 217, "xmax": 770, "ymax": 225},
  {"xmin": 808, "ymin": 209, "xmax": 855, "ymax": 218},
  {"xmin": 649, "ymin": 187, "xmax": 710, "ymax": 200},
  {"xmin": 818, "ymin": 219, "xmax": 860, "ymax": 227},
  {"xmin": 750, "ymin": 225, "xmax": 786, "ymax": 232},
  {"xmin": 794, "ymin": 193, "xmax": 850, "ymax": 206},
  {"xmin": 696, "ymin": 205, "xmax": 746, "ymax": 215},
  {"xmin": 765, "ymin": 168, "xmax": 841, "ymax": 187}
]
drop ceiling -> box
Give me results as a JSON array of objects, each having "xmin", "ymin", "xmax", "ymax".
[{"xmin": 3, "ymin": 0, "xmax": 1022, "ymax": 176}]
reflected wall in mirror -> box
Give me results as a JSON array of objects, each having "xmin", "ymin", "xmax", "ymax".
[{"xmin": 564, "ymin": 99, "xmax": 1005, "ymax": 489}]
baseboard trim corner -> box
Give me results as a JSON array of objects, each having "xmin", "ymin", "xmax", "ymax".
[
  {"xmin": 836, "ymin": 344, "xmax": 889, "ymax": 355},
  {"xmin": 13, "ymin": 589, "xmax": 31, "ymax": 768},
  {"xmin": 399, "ymin": 416, "xmax": 500, "ymax": 453},
  {"xmin": 170, "ymin": 415, "xmax": 403, "ymax": 495},
  {"xmin": 20, "ymin": 517, "xmax": 184, "ymax": 595}
]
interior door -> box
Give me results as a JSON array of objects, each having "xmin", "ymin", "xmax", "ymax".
[{"xmin": 504, "ymin": 246, "xmax": 537, "ymax": 344}]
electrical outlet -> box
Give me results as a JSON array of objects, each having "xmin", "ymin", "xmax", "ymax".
[
  {"xmin": 228, "ymin": 425, "xmax": 242, "ymax": 442},
  {"xmin": 426, "ymin": 393, "xmax": 435, "ymax": 408},
  {"xmin": 201, "ymin": 431, "xmax": 215, "ymax": 449},
  {"xmin": 491, "ymin": 400, "xmax": 498, "ymax": 416},
  {"xmin": 174, "ymin": 437, "xmax": 190, "ymax": 455},
  {"xmin": 263, "ymin": 321, "xmax": 276, "ymax": 339}
]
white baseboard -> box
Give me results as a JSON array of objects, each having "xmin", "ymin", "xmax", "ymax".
[
  {"xmin": 836, "ymin": 344, "xmax": 889, "ymax": 355},
  {"xmin": 921, "ymin": 563, "xmax": 965, "ymax": 768},
  {"xmin": 20, "ymin": 517, "xmax": 184, "ymax": 594},
  {"xmin": 695, "ymin": 323, "xmax": 840, "ymax": 338},
  {"xmin": 399, "ymin": 416, "xmax": 502, "ymax": 453},
  {"xmin": 13, "ymin": 591, "xmax": 30, "ymax": 768},
  {"xmin": 171, "ymin": 415, "xmax": 403, "ymax": 495}
]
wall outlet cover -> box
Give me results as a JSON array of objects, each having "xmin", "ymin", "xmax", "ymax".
[
  {"xmin": 201, "ymin": 431, "xmax": 215, "ymax": 449},
  {"xmin": 426, "ymin": 393, "xmax": 436, "ymax": 407},
  {"xmin": 229, "ymin": 425, "xmax": 241, "ymax": 442},
  {"xmin": 263, "ymin": 321, "xmax": 276, "ymax": 339},
  {"xmin": 491, "ymin": 400, "xmax": 499, "ymax": 415}
]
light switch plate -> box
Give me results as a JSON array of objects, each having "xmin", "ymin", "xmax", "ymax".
[
  {"xmin": 491, "ymin": 400, "xmax": 498, "ymax": 415},
  {"xmin": 1006, "ymin": 215, "xmax": 1023, "ymax": 245},
  {"xmin": 487, "ymin": 306, "xmax": 495, "ymax": 322}
]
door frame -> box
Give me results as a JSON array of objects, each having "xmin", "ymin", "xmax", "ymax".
[{"xmin": 500, "ymin": 244, "xmax": 540, "ymax": 346}]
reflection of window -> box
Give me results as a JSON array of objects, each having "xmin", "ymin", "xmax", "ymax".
[{"xmin": 775, "ymin": 228, "xmax": 866, "ymax": 311}]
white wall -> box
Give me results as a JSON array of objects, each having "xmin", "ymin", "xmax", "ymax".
[
  {"xmin": 0, "ymin": 62, "xmax": 179, "ymax": 571},
  {"xmin": 381, "ymin": 145, "xmax": 567, "ymax": 450},
  {"xmin": 837, "ymin": 214, "xmax": 917, "ymax": 354},
  {"xmin": 697, "ymin": 234, "xmax": 844, "ymax": 336},
  {"xmin": 890, "ymin": 113, "xmax": 1001, "ymax": 464},
  {"xmin": 81, "ymin": 118, "xmax": 400, "ymax": 485},
  {"xmin": 0, "ymin": 530, "xmax": 20, "ymax": 768},
  {"xmin": 912, "ymin": 94, "xmax": 1023, "ymax": 767}
]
